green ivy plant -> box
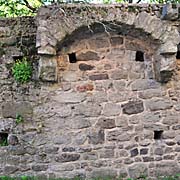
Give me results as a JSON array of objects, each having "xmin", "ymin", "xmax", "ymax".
[
  {"xmin": 15, "ymin": 114, "xmax": 24, "ymax": 124},
  {"xmin": 12, "ymin": 58, "xmax": 32, "ymax": 83},
  {"xmin": 0, "ymin": 137, "xmax": 8, "ymax": 147}
]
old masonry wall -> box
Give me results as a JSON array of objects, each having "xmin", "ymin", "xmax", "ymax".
[{"xmin": 0, "ymin": 4, "xmax": 180, "ymax": 179}]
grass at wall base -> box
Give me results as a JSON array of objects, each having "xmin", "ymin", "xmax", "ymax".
[{"xmin": 0, "ymin": 174, "xmax": 179, "ymax": 180}]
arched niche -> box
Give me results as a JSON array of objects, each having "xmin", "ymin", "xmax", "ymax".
[{"xmin": 37, "ymin": 5, "xmax": 180, "ymax": 83}]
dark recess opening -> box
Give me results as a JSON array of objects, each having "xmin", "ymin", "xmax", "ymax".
[
  {"xmin": 154, "ymin": 130, "xmax": 163, "ymax": 140},
  {"xmin": 135, "ymin": 51, "xmax": 144, "ymax": 62},
  {"xmin": 176, "ymin": 51, "xmax": 180, "ymax": 59},
  {"xmin": 68, "ymin": 53, "xmax": 77, "ymax": 63},
  {"xmin": 13, "ymin": 56, "xmax": 23, "ymax": 61},
  {"xmin": 0, "ymin": 133, "xmax": 8, "ymax": 146}
]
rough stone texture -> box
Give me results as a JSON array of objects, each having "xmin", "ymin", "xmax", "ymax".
[
  {"xmin": 128, "ymin": 164, "xmax": 148, "ymax": 179},
  {"xmin": 122, "ymin": 100, "xmax": 144, "ymax": 115},
  {"xmin": 2, "ymin": 101, "xmax": 33, "ymax": 119},
  {"xmin": 0, "ymin": 4, "xmax": 180, "ymax": 179}
]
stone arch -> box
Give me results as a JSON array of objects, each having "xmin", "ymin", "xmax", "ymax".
[{"xmin": 37, "ymin": 5, "xmax": 180, "ymax": 82}]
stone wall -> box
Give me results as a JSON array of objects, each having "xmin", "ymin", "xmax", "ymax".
[{"xmin": 0, "ymin": 4, "xmax": 180, "ymax": 179}]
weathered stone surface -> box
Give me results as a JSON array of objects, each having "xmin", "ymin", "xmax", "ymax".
[
  {"xmin": 8, "ymin": 135, "xmax": 18, "ymax": 146},
  {"xmin": 87, "ymin": 91, "xmax": 107, "ymax": 103},
  {"xmin": 77, "ymin": 83, "xmax": 94, "ymax": 92},
  {"xmin": 108, "ymin": 91, "xmax": 131, "ymax": 103},
  {"xmin": 87, "ymin": 168, "xmax": 117, "ymax": 178},
  {"xmin": 144, "ymin": 124, "xmax": 169, "ymax": 131},
  {"xmin": 130, "ymin": 148, "xmax": 138, "ymax": 157},
  {"xmin": 38, "ymin": 45, "xmax": 56, "ymax": 55},
  {"xmin": 0, "ymin": 27, "xmax": 10, "ymax": 37},
  {"xmin": 88, "ymin": 37, "xmax": 110, "ymax": 49},
  {"xmin": 96, "ymin": 117, "xmax": 116, "ymax": 129},
  {"xmin": 122, "ymin": 100, "xmax": 144, "ymax": 115},
  {"xmin": 70, "ymin": 116, "xmax": 91, "ymax": 129},
  {"xmin": 88, "ymin": 129, "xmax": 104, "ymax": 145},
  {"xmin": 8, "ymin": 145, "xmax": 26, "ymax": 155},
  {"xmin": 110, "ymin": 36, "xmax": 123, "ymax": 46},
  {"xmin": 38, "ymin": 56, "xmax": 57, "ymax": 82},
  {"xmin": 103, "ymin": 103, "xmax": 121, "ymax": 116},
  {"xmin": 79, "ymin": 63, "xmax": 94, "ymax": 71},
  {"xmin": 138, "ymin": 89, "xmax": 165, "ymax": 99},
  {"xmin": 83, "ymin": 152, "xmax": 98, "ymax": 161},
  {"xmin": 32, "ymin": 164, "xmax": 48, "ymax": 171},
  {"xmin": 74, "ymin": 103, "xmax": 102, "ymax": 117},
  {"xmin": 113, "ymin": 80, "xmax": 126, "ymax": 91},
  {"xmin": 89, "ymin": 74, "xmax": 109, "ymax": 81},
  {"xmin": 140, "ymin": 148, "xmax": 148, "ymax": 155},
  {"xmin": 145, "ymin": 98, "xmax": 173, "ymax": 111},
  {"xmin": 3, "ymin": 166, "xmax": 18, "ymax": 175},
  {"xmin": 55, "ymin": 153, "xmax": 80, "ymax": 163},
  {"xmin": 115, "ymin": 116, "xmax": 128, "ymax": 128},
  {"xmin": 162, "ymin": 114, "xmax": 179, "ymax": 125},
  {"xmin": 131, "ymin": 79, "xmax": 160, "ymax": 91},
  {"xmin": 62, "ymin": 71, "xmax": 78, "ymax": 82},
  {"xmin": 2, "ymin": 101, "xmax": 33, "ymax": 119},
  {"xmin": 77, "ymin": 51, "xmax": 100, "ymax": 61},
  {"xmin": 53, "ymin": 92, "xmax": 86, "ymax": 103},
  {"xmin": 53, "ymin": 134, "xmax": 71, "ymax": 145},
  {"xmin": 107, "ymin": 130, "xmax": 131, "ymax": 142},
  {"xmin": 128, "ymin": 164, "xmax": 148, "ymax": 179},
  {"xmin": 161, "ymin": 4, "xmax": 178, "ymax": 20},
  {"xmin": 154, "ymin": 162, "xmax": 180, "ymax": 176},
  {"xmin": 1, "ymin": 5, "xmax": 180, "ymax": 179},
  {"xmin": 99, "ymin": 149, "xmax": 114, "ymax": 159},
  {"xmin": 110, "ymin": 70, "xmax": 128, "ymax": 80}
]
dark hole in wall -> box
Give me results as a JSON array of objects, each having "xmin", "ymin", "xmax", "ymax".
[
  {"xmin": 0, "ymin": 133, "xmax": 8, "ymax": 146},
  {"xmin": 135, "ymin": 51, "xmax": 144, "ymax": 62},
  {"xmin": 68, "ymin": 53, "xmax": 77, "ymax": 63},
  {"xmin": 154, "ymin": 130, "xmax": 163, "ymax": 140},
  {"xmin": 160, "ymin": 70, "xmax": 173, "ymax": 84},
  {"xmin": 13, "ymin": 56, "xmax": 24, "ymax": 61},
  {"xmin": 176, "ymin": 51, "xmax": 180, "ymax": 59}
]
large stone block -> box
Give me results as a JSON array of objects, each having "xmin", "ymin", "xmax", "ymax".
[
  {"xmin": 77, "ymin": 51, "xmax": 100, "ymax": 61},
  {"xmin": 3, "ymin": 166, "xmax": 18, "ymax": 175},
  {"xmin": 2, "ymin": 101, "xmax": 33, "ymax": 119},
  {"xmin": 88, "ymin": 37, "xmax": 110, "ymax": 49},
  {"xmin": 73, "ymin": 102, "xmax": 102, "ymax": 117},
  {"xmin": 38, "ymin": 45, "xmax": 56, "ymax": 55},
  {"xmin": 122, "ymin": 100, "xmax": 144, "ymax": 115},
  {"xmin": 103, "ymin": 103, "xmax": 121, "ymax": 116},
  {"xmin": 88, "ymin": 129, "xmax": 104, "ymax": 145},
  {"xmin": 55, "ymin": 153, "xmax": 80, "ymax": 163},
  {"xmin": 131, "ymin": 79, "xmax": 160, "ymax": 91},
  {"xmin": 110, "ymin": 69, "xmax": 128, "ymax": 80},
  {"xmin": 107, "ymin": 130, "xmax": 131, "ymax": 142},
  {"xmin": 145, "ymin": 98, "xmax": 173, "ymax": 111},
  {"xmin": 96, "ymin": 117, "xmax": 116, "ymax": 129},
  {"xmin": 38, "ymin": 56, "xmax": 57, "ymax": 82},
  {"xmin": 69, "ymin": 116, "xmax": 91, "ymax": 129},
  {"xmin": 128, "ymin": 164, "xmax": 148, "ymax": 179},
  {"xmin": 32, "ymin": 164, "xmax": 48, "ymax": 171},
  {"xmin": 89, "ymin": 73, "xmax": 109, "ymax": 81},
  {"xmin": 161, "ymin": 4, "xmax": 179, "ymax": 20},
  {"xmin": 87, "ymin": 168, "xmax": 117, "ymax": 179},
  {"xmin": 154, "ymin": 161, "xmax": 180, "ymax": 176}
]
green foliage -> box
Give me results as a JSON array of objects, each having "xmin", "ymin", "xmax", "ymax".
[
  {"xmin": 0, "ymin": 137, "xmax": 8, "ymax": 147},
  {"xmin": 15, "ymin": 114, "xmax": 24, "ymax": 124},
  {"xmin": 1, "ymin": 0, "xmax": 180, "ymax": 17},
  {"xmin": 12, "ymin": 58, "xmax": 32, "ymax": 83},
  {"xmin": 0, "ymin": 0, "xmax": 41, "ymax": 17}
]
